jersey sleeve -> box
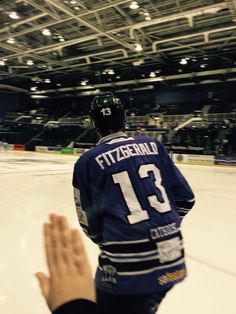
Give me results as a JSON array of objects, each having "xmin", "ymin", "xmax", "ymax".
[
  {"xmin": 158, "ymin": 142, "xmax": 195, "ymax": 220},
  {"xmin": 53, "ymin": 299, "xmax": 98, "ymax": 314},
  {"xmin": 72, "ymin": 158, "xmax": 103, "ymax": 244}
]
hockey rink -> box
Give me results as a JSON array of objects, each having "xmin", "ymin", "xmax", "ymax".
[{"xmin": 0, "ymin": 150, "xmax": 235, "ymax": 314}]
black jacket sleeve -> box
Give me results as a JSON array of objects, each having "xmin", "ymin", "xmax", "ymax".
[{"xmin": 53, "ymin": 299, "xmax": 98, "ymax": 314}]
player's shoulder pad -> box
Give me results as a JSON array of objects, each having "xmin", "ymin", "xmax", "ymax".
[{"xmin": 75, "ymin": 145, "xmax": 101, "ymax": 166}]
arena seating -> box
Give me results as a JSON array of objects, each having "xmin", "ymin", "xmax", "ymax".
[{"xmin": 1, "ymin": 105, "xmax": 235, "ymax": 156}]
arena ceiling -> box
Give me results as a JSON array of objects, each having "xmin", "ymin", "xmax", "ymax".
[{"xmin": 0, "ymin": 0, "xmax": 236, "ymax": 97}]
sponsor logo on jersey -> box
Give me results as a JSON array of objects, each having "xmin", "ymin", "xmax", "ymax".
[
  {"xmin": 101, "ymin": 265, "xmax": 118, "ymax": 288},
  {"xmin": 150, "ymin": 223, "xmax": 179, "ymax": 240},
  {"xmin": 157, "ymin": 237, "xmax": 182, "ymax": 263},
  {"xmin": 157, "ymin": 268, "xmax": 186, "ymax": 286}
]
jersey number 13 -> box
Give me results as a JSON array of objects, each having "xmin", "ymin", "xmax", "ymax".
[{"xmin": 112, "ymin": 163, "xmax": 171, "ymax": 224}]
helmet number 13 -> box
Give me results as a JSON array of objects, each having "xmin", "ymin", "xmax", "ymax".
[
  {"xmin": 100, "ymin": 108, "xmax": 112, "ymax": 116},
  {"xmin": 112, "ymin": 164, "xmax": 171, "ymax": 224}
]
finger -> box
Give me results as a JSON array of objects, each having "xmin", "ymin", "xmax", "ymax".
[
  {"xmin": 35, "ymin": 272, "xmax": 50, "ymax": 300},
  {"xmin": 49, "ymin": 215, "xmax": 74, "ymax": 271},
  {"xmin": 58, "ymin": 216, "xmax": 76, "ymax": 270},
  {"xmin": 49, "ymin": 213, "xmax": 59, "ymax": 231},
  {"xmin": 50, "ymin": 214, "xmax": 70, "ymax": 249},
  {"xmin": 59, "ymin": 216, "xmax": 71, "ymax": 248},
  {"xmin": 44, "ymin": 223, "xmax": 58, "ymax": 276},
  {"xmin": 49, "ymin": 214, "xmax": 60, "ymax": 251},
  {"xmin": 71, "ymin": 229, "xmax": 90, "ymax": 271},
  {"xmin": 71, "ymin": 229, "xmax": 86, "ymax": 256},
  {"xmin": 50, "ymin": 215, "xmax": 69, "ymax": 274}
]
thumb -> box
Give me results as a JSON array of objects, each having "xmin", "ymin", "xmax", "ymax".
[{"xmin": 35, "ymin": 272, "xmax": 50, "ymax": 300}]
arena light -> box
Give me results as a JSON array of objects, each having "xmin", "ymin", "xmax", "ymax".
[
  {"xmin": 0, "ymin": 60, "xmax": 6, "ymax": 66},
  {"xmin": 134, "ymin": 43, "xmax": 143, "ymax": 52},
  {"xmin": 143, "ymin": 11, "xmax": 151, "ymax": 20},
  {"xmin": 30, "ymin": 86, "xmax": 38, "ymax": 91},
  {"xmin": 130, "ymin": 1, "xmax": 139, "ymax": 9},
  {"xmin": 6, "ymin": 37, "xmax": 15, "ymax": 44},
  {"xmin": 58, "ymin": 35, "xmax": 65, "ymax": 42},
  {"xmin": 27, "ymin": 60, "xmax": 34, "ymax": 66},
  {"xmin": 42, "ymin": 29, "xmax": 51, "ymax": 36},
  {"xmin": 149, "ymin": 72, "xmax": 156, "ymax": 78},
  {"xmin": 9, "ymin": 11, "xmax": 20, "ymax": 19},
  {"xmin": 31, "ymin": 95, "xmax": 49, "ymax": 99},
  {"xmin": 180, "ymin": 58, "xmax": 188, "ymax": 65},
  {"xmin": 102, "ymin": 68, "xmax": 115, "ymax": 75},
  {"xmin": 108, "ymin": 69, "xmax": 115, "ymax": 75},
  {"xmin": 81, "ymin": 80, "xmax": 88, "ymax": 86},
  {"xmin": 37, "ymin": 64, "xmax": 48, "ymax": 69},
  {"xmin": 132, "ymin": 59, "xmax": 144, "ymax": 66},
  {"xmin": 44, "ymin": 78, "xmax": 51, "ymax": 83}
]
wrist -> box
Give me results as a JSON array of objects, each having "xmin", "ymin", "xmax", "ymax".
[{"xmin": 52, "ymin": 299, "xmax": 97, "ymax": 314}]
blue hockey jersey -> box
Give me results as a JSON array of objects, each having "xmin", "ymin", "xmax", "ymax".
[{"xmin": 73, "ymin": 132, "xmax": 195, "ymax": 295}]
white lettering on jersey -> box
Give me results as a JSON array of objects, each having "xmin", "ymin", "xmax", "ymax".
[{"xmin": 95, "ymin": 142, "xmax": 158, "ymax": 169}]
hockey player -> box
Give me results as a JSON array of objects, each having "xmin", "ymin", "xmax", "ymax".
[{"xmin": 72, "ymin": 94, "xmax": 195, "ymax": 314}]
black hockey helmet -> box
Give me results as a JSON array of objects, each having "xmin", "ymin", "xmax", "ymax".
[{"xmin": 90, "ymin": 94, "xmax": 125, "ymax": 133}]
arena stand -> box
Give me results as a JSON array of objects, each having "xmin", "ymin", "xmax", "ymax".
[{"xmin": 0, "ymin": 104, "xmax": 236, "ymax": 165}]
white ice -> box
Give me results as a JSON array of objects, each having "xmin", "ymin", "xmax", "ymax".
[{"xmin": 0, "ymin": 151, "xmax": 235, "ymax": 314}]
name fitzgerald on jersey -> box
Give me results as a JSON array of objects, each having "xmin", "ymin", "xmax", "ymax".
[{"xmin": 95, "ymin": 141, "xmax": 158, "ymax": 169}]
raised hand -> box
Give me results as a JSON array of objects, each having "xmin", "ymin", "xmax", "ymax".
[{"xmin": 36, "ymin": 214, "xmax": 95, "ymax": 312}]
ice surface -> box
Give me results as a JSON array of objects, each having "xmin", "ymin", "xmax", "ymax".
[{"xmin": 0, "ymin": 151, "xmax": 235, "ymax": 314}]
